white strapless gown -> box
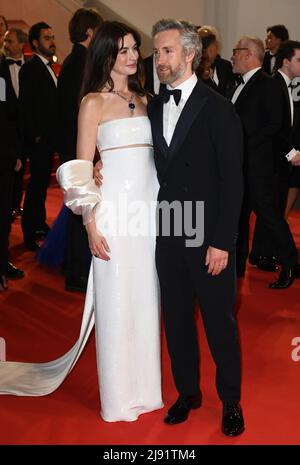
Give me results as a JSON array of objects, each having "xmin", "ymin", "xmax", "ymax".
[{"xmin": 0, "ymin": 116, "xmax": 163, "ymax": 422}]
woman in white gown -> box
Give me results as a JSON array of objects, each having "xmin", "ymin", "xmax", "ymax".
[{"xmin": 0, "ymin": 21, "xmax": 163, "ymax": 422}]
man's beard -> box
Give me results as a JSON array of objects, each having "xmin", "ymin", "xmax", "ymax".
[
  {"xmin": 39, "ymin": 45, "xmax": 56, "ymax": 58},
  {"xmin": 157, "ymin": 62, "xmax": 186, "ymax": 85}
]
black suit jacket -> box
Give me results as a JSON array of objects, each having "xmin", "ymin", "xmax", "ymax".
[
  {"xmin": 0, "ymin": 73, "xmax": 19, "ymax": 171},
  {"xmin": 262, "ymin": 51, "xmax": 278, "ymax": 75},
  {"xmin": 233, "ymin": 69, "xmax": 283, "ymax": 176},
  {"xmin": 272, "ymin": 72, "xmax": 296, "ymax": 171},
  {"xmin": 0, "ymin": 59, "xmax": 18, "ymax": 120},
  {"xmin": 18, "ymin": 54, "xmax": 57, "ymax": 151},
  {"xmin": 56, "ymin": 43, "xmax": 86, "ymax": 160},
  {"xmin": 148, "ymin": 80, "xmax": 244, "ymax": 252},
  {"xmin": 213, "ymin": 56, "xmax": 235, "ymax": 97}
]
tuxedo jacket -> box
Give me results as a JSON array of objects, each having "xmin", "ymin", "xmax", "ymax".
[
  {"xmin": 233, "ymin": 69, "xmax": 283, "ymax": 177},
  {"xmin": 272, "ymin": 72, "xmax": 297, "ymax": 172},
  {"xmin": 18, "ymin": 54, "xmax": 57, "ymax": 151},
  {"xmin": 213, "ymin": 56, "xmax": 235, "ymax": 97},
  {"xmin": 148, "ymin": 80, "xmax": 244, "ymax": 252},
  {"xmin": 0, "ymin": 59, "xmax": 19, "ymax": 121},
  {"xmin": 56, "ymin": 43, "xmax": 86, "ymax": 160},
  {"xmin": 262, "ymin": 51, "xmax": 278, "ymax": 75},
  {"xmin": 0, "ymin": 73, "xmax": 19, "ymax": 171}
]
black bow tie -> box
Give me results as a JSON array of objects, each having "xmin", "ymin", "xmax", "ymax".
[
  {"xmin": 235, "ymin": 75, "xmax": 244, "ymax": 86},
  {"xmin": 6, "ymin": 58, "xmax": 22, "ymax": 67},
  {"xmin": 159, "ymin": 88, "xmax": 182, "ymax": 106}
]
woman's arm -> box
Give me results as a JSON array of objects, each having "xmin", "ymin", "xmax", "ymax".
[{"xmin": 76, "ymin": 94, "xmax": 110, "ymax": 260}]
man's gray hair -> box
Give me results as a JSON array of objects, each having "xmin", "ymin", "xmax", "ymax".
[
  {"xmin": 239, "ymin": 36, "xmax": 265, "ymax": 63},
  {"xmin": 8, "ymin": 27, "xmax": 28, "ymax": 44},
  {"xmin": 152, "ymin": 19, "xmax": 202, "ymax": 70}
]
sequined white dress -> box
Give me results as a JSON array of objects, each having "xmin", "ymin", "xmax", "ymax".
[{"xmin": 0, "ymin": 116, "xmax": 163, "ymax": 422}]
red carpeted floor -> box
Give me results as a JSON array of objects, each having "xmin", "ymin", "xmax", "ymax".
[{"xmin": 0, "ymin": 184, "xmax": 300, "ymax": 445}]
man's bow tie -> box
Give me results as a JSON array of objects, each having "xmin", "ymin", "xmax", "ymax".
[
  {"xmin": 6, "ymin": 58, "xmax": 22, "ymax": 67},
  {"xmin": 235, "ymin": 75, "xmax": 244, "ymax": 86},
  {"xmin": 159, "ymin": 88, "xmax": 182, "ymax": 106},
  {"xmin": 289, "ymin": 82, "xmax": 297, "ymax": 90}
]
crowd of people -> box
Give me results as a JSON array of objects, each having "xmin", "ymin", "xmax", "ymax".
[{"xmin": 1, "ymin": 7, "xmax": 300, "ymax": 437}]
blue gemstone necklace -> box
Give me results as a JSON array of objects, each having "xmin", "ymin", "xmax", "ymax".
[{"xmin": 112, "ymin": 90, "xmax": 135, "ymax": 116}]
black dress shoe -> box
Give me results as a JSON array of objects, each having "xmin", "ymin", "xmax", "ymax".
[
  {"xmin": 164, "ymin": 394, "xmax": 202, "ymax": 425},
  {"xmin": 269, "ymin": 264, "xmax": 300, "ymax": 289},
  {"xmin": 249, "ymin": 255, "xmax": 279, "ymax": 272},
  {"xmin": 5, "ymin": 262, "xmax": 24, "ymax": 279},
  {"xmin": 222, "ymin": 402, "xmax": 245, "ymax": 436},
  {"xmin": 65, "ymin": 276, "xmax": 88, "ymax": 293}
]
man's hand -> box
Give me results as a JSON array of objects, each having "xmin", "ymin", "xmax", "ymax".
[
  {"xmin": 93, "ymin": 159, "xmax": 103, "ymax": 187},
  {"xmin": 14, "ymin": 158, "xmax": 22, "ymax": 172},
  {"xmin": 291, "ymin": 152, "xmax": 300, "ymax": 166},
  {"xmin": 205, "ymin": 246, "xmax": 229, "ymax": 276}
]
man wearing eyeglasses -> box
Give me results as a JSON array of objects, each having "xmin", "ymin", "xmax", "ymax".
[{"xmin": 231, "ymin": 36, "xmax": 300, "ymax": 289}]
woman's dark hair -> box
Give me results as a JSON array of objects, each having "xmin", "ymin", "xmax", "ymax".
[
  {"xmin": 81, "ymin": 21, "xmax": 145, "ymax": 99},
  {"xmin": 69, "ymin": 8, "xmax": 103, "ymax": 44}
]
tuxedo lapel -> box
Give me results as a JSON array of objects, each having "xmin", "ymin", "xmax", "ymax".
[
  {"xmin": 168, "ymin": 81, "xmax": 208, "ymax": 161},
  {"xmin": 150, "ymin": 96, "xmax": 169, "ymax": 159},
  {"xmin": 279, "ymin": 73, "xmax": 292, "ymax": 127},
  {"xmin": 234, "ymin": 69, "xmax": 261, "ymax": 108}
]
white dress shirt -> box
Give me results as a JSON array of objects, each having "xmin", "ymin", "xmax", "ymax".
[
  {"xmin": 163, "ymin": 73, "xmax": 198, "ymax": 146},
  {"xmin": 278, "ymin": 69, "xmax": 297, "ymax": 161},
  {"xmin": 35, "ymin": 53, "xmax": 57, "ymax": 86},
  {"xmin": 231, "ymin": 67, "xmax": 261, "ymax": 104},
  {"xmin": 6, "ymin": 55, "xmax": 24, "ymax": 98}
]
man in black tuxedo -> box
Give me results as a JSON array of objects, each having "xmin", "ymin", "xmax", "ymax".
[
  {"xmin": 197, "ymin": 26, "xmax": 235, "ymax": 97},
  {"xmin": 0, "ymin": 72, "xmax": 22, "ymax": 290},
  {"xmin": 57, "ymin": 8, "xmax": 103, "ymax": 292},
  {"xmin": 148, "ymin": 20, "xmax": 245, "ymax": 436},
  {"xmin": 0, "ymin": 28, "xmax": 27, "ymax": 280},
  {"xmin": 262, "ymin": 24, "xmax": 289, "ymax": 75},
  {"xmin": 19, "ymin": 22, "xmax": 58, "ymax": 250},
  {"xmin": 2, "ymin": 27, "xmax": 28, "ymax": 220},
  {"xmin": 231, "ymin": 36, "xmax": 300, "ymax": 289},
  {"xmin": 251, "ymin": 41, "xmax": 300, "ymax": 268}
]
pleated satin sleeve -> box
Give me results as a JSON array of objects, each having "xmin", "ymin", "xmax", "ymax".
[{"xmin": 56, "ymin": 159, "xmax": 101, "ymax": 225}]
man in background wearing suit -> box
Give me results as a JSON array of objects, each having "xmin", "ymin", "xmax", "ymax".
[
  {"xmin": 262, "ymin": 24, "xmax": 289, "ymax": 75},
  {"xmin": 2, "ymin": 27, "xmax": 28, "ymax": 221},
  {"xmin": 0, "ymin": 27, "xmax": 27, "ymax": 280},
  {"xmin": 251, "ymin": 41, "xmax": 300, "ymax": 270},
  {"xmin": 231, "ymin": 36, "xmax": 300, "ymax": 289},
  {"xmin": 0, "ymin": 72, "xmax": 22, "ymax": 290},
  {"xmin": 19, "ymin": 22, "xmax": 58, "ymax": 251},
  {"xmin": 148, "ymin": 19, "xmax": 245, "ymax": 436},
  {"xmin": 56, "ymin": 8, "xmax": 103, "ymax": 292}
]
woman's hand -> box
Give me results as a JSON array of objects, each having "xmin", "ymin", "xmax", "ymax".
[
  {"xmin": 93, "ymin": 159, "xmax": 103, "ymax": 187},
  {"xmin": 86, "ymin": 220, "xmax": 110, "ymax": 261}
]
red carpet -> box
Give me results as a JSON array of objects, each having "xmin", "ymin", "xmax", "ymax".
[{"xmin": 0, "ymin": 184, "xmax": 300, "ymax": 445}]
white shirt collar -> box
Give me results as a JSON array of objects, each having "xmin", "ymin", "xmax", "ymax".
[
  {"xmin": 6, "ymin": 55, "xmax": 24, "ymax": 63},
  {"xmin": 242, "ymin": 67, "xmax": 261, "ymax": 84},
  {"xmin": 167, "ymin": 73, "xmax": 198, "ymax": 103},
  {"xmin": 35, "ymin": 53, "xmax": 52, "ymax": 65},
  {"xmin": 278, "ymin": 69, "xmax": 292, "ymax": 87}
]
